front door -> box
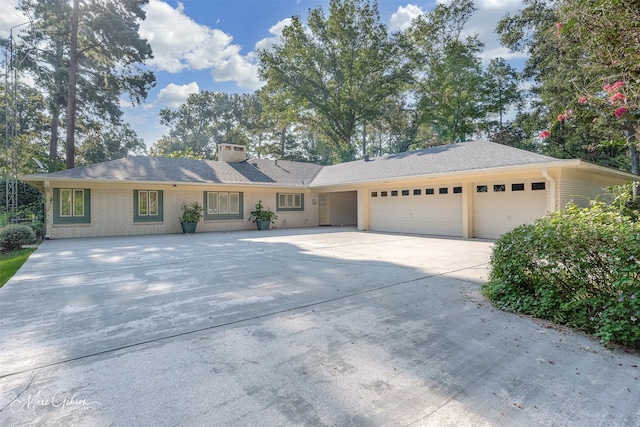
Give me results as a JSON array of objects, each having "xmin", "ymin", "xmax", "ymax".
[{"xmin": 318, "ymin": 194, "xmax": 330, "ymax": 225}]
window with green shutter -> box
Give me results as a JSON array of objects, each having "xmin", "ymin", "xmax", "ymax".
[
  {"xmin": 53, "ymin": 188, "xmax": 91, "ymax": 224},
  {"xmin": 134, "ymin": 190, "xmax": 163, "ymax": 222},
  {"xmin": 276, "ymin": 193, "xmax": 304, "ymax": 211},
  {"xmin": 204, "ymin": 192, "xmax": 243, "ymax": 220}
]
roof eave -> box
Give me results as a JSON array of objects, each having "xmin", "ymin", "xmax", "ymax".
[
  {"xmin": 309, "ymin": 160, "xmax": 638, "ymax": 189},
  {"xmin": 570, "ymin": 159, "xmax": 639, "ymax": 180},
  {"xmin": 19, "ymin": 175, "xmax": 312, "ymax": 190}
]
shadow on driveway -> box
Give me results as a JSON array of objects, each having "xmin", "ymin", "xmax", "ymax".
[{"xmin": 0, "ymin": 227, "xmax": 638, "ymax": 426}]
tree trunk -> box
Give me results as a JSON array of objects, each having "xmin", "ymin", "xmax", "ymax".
[
  {"xmin": 362, "ymin": 122, "xmax": 367, "ymax": 157},
  {"xmin": 625, "ymin": 121, "xmax": 640, "ymax": 199},
  {"xmin": 627, "ymin": 121, "xmax": 639, "ymax": 175},
  {"xmin": 630, "ymin": 144, "xmax": 639, "ymax": 176},
  {"xmin": 65, "ymin": 0, "xmax": 79, "ymax": 169},
  {"xmin": 49, "ymin": 103, "xmax": 59, "ymax": 166}
]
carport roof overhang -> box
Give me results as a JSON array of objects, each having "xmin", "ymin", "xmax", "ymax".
[{"xmin": 307, "ymin": 159, "xmax": 639, "ymax": 192}]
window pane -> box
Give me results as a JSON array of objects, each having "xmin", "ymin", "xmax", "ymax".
[
  {"xmin": 287, "ymin": 194, "xmax": 293, "ymax": 208},
  {"xmin": 61, "ymin": 189, "xmax": 72, "ymax": 217},
  {"xmin": 229, "ymin": 193, "xmax": 239, "ymax": 214},
  {"xmin": 532, "ymin": 182, "xmax": 546, "ymax": 191},
  {"xmin": 139, "ymin": 191, "xmax": 148, "ymax": 215},
  {"xmin": 149, "ymin": 191, "xmax": 158, "ymax": 215},
  {"xmin": 207, "ymin": 192, "xmax": 218, "ymax": 214},
  {"xmin": 294, "ymin": 194, "xmax": 301, "ymax": 208},
  {"xmin": 279, "ymin": 193, "xmax": 286, "ymax": 208},
  {"xmin": 73, "ymin": 189, "xmax": 84, "ymax": 216},
  {"xmin": 219, "ymin": 192, "xmax": 228, "ymax": 214}
]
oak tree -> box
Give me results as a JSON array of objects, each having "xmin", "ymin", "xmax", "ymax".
[{"xmin": 258, "ymin": 0, "xmax": 408, "ymax": 162}]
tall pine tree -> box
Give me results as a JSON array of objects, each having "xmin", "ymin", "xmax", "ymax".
[{"xmin": 17, "ymin": 0, "xmax": 155, "ymax": 168}]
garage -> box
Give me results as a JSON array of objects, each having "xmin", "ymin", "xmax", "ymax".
[
  {"xmin": 368, "ymin": 185, "xmax": 463, "ymax": 236},
  {"xmin": 365, "ymin": 179, "xmax": 549, "ymax": 239},
  {"xmin": 473, "ymin": 180, "xmax": 548, "ymax": 239}
]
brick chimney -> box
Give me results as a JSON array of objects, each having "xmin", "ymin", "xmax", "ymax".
[{"xmin": 217, "ymin": 143, "xmax": 247, "ymax": 163}]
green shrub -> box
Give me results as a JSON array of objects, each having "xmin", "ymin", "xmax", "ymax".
[
  {"xmin": 0, "ymin": 224, "xmax": 37, "ymax": 251},
  {"xmin": 28, "ymin": 222, "xmax": 45, "ymax": 240},
  {"xmin": 482, "ymin": 193, "xmax": 640, "ymax": 349}
]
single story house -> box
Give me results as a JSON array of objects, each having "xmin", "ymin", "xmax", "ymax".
[{"xmin": 20, "ymin": 140, "xmax": 637, "ymax": 240}]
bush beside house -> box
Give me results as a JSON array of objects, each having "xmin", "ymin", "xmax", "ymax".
[
  {"xmin": 482, "ymin": 187, "xmax": 640, "ymax": 348},
  {"xmin": 0, "ymin": 224, "xmax": 37, "ymax": 251}
]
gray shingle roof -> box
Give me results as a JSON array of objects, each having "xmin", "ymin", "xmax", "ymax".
[
  {"xmin": 21, "ymin": 141, "xmax": 565, "ymax": 188},
  {"xmin": 311, "ymin": 140, "xmax": 563, "ymax": 186},
  {"xmin": 22, "ymin": 156, "xmax": 323, "ymax": 187}
]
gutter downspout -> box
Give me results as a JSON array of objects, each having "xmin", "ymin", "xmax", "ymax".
[{"xmin": 542, "ymin": 168, "xmax": 557, "ymax": 213}]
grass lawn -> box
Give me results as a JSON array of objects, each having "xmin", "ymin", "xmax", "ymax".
[{"xmin": 0, "ymin": 248, "xmax": 36, "ymax": 288}]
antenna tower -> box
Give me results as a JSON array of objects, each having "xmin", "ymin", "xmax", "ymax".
[{"xmin": 4, "ymin": 22, "xmax": 31, "ymax": 219}]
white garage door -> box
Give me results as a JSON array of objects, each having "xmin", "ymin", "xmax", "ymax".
[
  {"xmin": 473, "ymin": 181, "xmax": 547, "ymax": 239},
  {"xmin": 369, "ymin": 187, "xmax": 462, "ymax": 236}
]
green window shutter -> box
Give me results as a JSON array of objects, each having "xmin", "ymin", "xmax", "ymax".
[
  {"xmin": 276, "ymin": 193, "xmax": 304, "ymax": 211},
  {"xmin": 53, "ymin": 188, "xmax": 91, "ymax": 224},
  {"xmin": 204, "ymin": 191, "xmax": 243, "ymax": 220},
  {"xmin": 134, "ymin": 190, "xmax": 163, "ymax": 222}
]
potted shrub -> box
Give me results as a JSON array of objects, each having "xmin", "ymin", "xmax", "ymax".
[
  {"xmin": 180, "ymin": 201, "xmax": 203, "ymax": 234},
  {"xmin": 248, "ymin": 200, "xmax": 277, "ymax": 230}
]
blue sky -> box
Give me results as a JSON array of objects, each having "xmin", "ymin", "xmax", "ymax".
[{"xmin": 1, "ymin": 0, "xmax": 527, "ymax": 148}]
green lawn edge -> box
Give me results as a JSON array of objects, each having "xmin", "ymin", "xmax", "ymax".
[{"xmin": 0, "ymin": 248, "xmax": 37, "ymax": 288}]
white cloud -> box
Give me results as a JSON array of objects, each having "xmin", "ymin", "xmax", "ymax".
[
  {"xmin": 0, "ymin": 0, "xmax": 30, "ymax": 38},
  {"xmin": 211, "ymin": 55, "xmax": 262, "ymax": 90},
  {"xmin": 255, "ymin": 18, "xmax": 292, "ymax": 52},
  {"xmin": 478, "ymin": 0, "xmax": 523, "ymax": 10},
  {"xmin": 389, "ymin": 4, "xmax": 424, "ymax": 32},
  {"xmin": 463, "ymin": 1, "xmax": 526, "ymax": 65},
  {"xmin": 400, "ymin": 1, "xmax": 527, "ymax": 67},
  {"xmin": 155, "ymin": 82, "xmax": 200, "ymax": 108},
  {"xmin": 481, "ymin": 46, "xmax": 528, "ymax": 63},
  {"xmin": 140, "ymin": 0, "xmax": 261, "ymax": 89}
]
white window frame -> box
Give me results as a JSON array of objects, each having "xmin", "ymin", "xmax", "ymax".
[
  {"xmin": 60, "ymin": 188, "xmax": 85, "ymax": 217},
  {"xmin": 277, "ymin": 193, "xmax": 303, "ymax": 211}
]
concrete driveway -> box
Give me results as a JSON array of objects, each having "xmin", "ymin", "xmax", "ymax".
[{"xmin": 0, "ymin": 227, "xmax": 638, "ymax": 426}]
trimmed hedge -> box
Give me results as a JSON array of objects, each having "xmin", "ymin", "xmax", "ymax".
[
  {"xmin": 0, "ymin": 224, "xmax": 36, "ymax": 251},
  {"xmin": 482, "ymin": 195, "xmax": 640, "ymax": 348}
]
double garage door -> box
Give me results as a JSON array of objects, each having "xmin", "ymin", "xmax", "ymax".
[
  {"xmin": 369, "ymin": 186, "xmax": 463, "ymax": 237},
  {"xmin": 368, "ymin": 181, "xmax": 547, "ymax": 239}
]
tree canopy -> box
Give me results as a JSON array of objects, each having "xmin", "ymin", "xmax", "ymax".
[
  {"xmin": 495, "ymin": 0, "xmax": 633, "ymax": 170},
  {"xmin": 5, "ymin": 0, "xmax": 640, "ymax": 191},
  {"xmin": 152, "ymin": 91, "xmax": 253, "ymax": 159},
  {"xmin": 16, "ymin": 0, "xmax": 155, "ymax": 168},
  {"xmin": 258, "ymin": 0, "xmax": 409, "ymax": 162}
]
